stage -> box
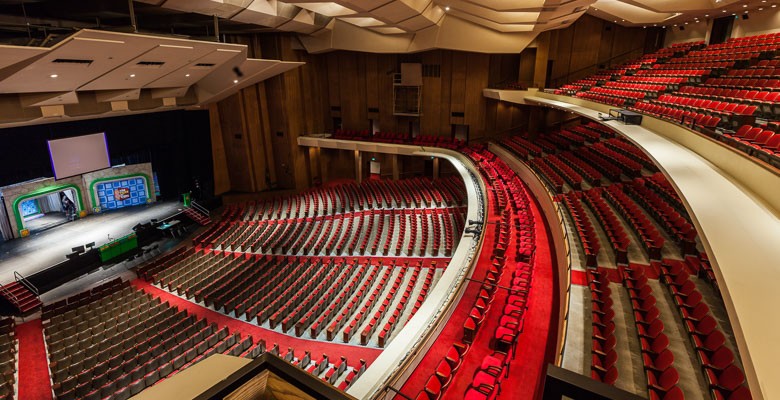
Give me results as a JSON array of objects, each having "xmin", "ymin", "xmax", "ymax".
[{"xmin": 0, "ymin": 201, "xmax": 181, "ymax": 284}]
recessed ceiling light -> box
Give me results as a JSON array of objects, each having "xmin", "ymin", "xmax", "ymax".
[
  {"xmin": 621, "ymin": 19, "xmax": 625, "ymax": 21},
  {"xmin": 762, "ymin": 0, "xmax": 766, "ymax": 2},
  {"xmin": 759, "ymin": 7, "xmax": 764, "ymax": 10},
  {"xmin": 705, "ymin": 14, "xmax": 709, "ymax": 16},
  {"xmin": 129, "ymin": 74, "xmax": 136, "ymax": 78},
  {"xmin": 50, "ymin": 74, "xmax": 58, "ymax": 78},
  {"xmin": 685, "ymin": 22, "xmax": 689, "ymax": 24},
  {"xmin": 185, "ymin": 74, "xmax": 190, "ymax": 77},
  {"xmin": 743, "ymin": 4, "xmax": 748, "ymax": 7},
  {"xmin": 445, "ymin": 6, "xmax": 450, "ymax": 11},
  {"xmin": 723, "ymin": 9, "xmax": 727, "ymax": 12},
  {"xmin": 233, "ymin": 79, "xmax": 238, "ymax": 84},
  {"xmin": 773, "ymin": 4, "xmax": 777, "ymax": 7}
]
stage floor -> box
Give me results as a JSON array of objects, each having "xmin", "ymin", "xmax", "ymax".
[{"xmin": 0, "ymin": 201, "xmax": 181, "ymax": 284}]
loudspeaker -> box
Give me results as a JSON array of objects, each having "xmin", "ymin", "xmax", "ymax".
[{"xmin": 742, "ymin": 14, "xmax": 749, "ymax": 20}]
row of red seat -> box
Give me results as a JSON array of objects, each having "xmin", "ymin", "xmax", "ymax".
[
  {"xmin": 722, "ymin": 124, "xmax": 780, "ymax": 158},
  {"xmin": 580, "ymin": 189, "xmax": 630, "ymax": 264},
  {"xmin": 560, "ymin": 193, "xmax": 600, "ymax": 267},
  {"xmin": 588, "ymin": 269, "xmax": 619, "ymax": 385},
  {"xmin": 590, "ymin": 87, "xmax": 647, "ymax": 99},
  {"xmin": 703, "ymin": 76, "xmax": 780, "ymax": 90},
  {"xmin": 677, "ymin": 86, "xmax": 779, "ymax": 117},
  {"xmin": 726, "ymin": 67, "xmax": 780, "ymax": 78},
  {"xmin": 603, "ymin": 185, "xmax": 665, "ymax": 260},
  {"xmin": 603, "ymin": 81, "xmax": 667, "ymax": 94},
  {"xmin": 619, "ymin": 266, "xmax": 684, "ymax": 400},
  {"xmin": 575, "ymin": 92, "xmax": 627, "ymax": 107},
  {"xmin": 632, "ymin": 101, "xmax": 722, "ymax": 130},
  {"xmin": 625, "ymin": 180, "xmax": 697, "ymax": 254},
  {"xmin": 657, "ymin": 263, "xmax": 752, "ymax": 400}
]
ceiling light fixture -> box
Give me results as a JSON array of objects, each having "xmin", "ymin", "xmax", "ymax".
[
  {"xmin": 445, "ymin": 6, "xmax": 450, "ymax": 11},
  {"xmin": 129, "ymin": 74, "xmax": 136, "ymax": 78},
  {"xmin": 185, "ymin": 74, "xmax": 190, "ymax": 77},
  {"xmin": 743, "ymin": 4, "xmax": 748, "ymax": 7},
  {"xmin": 759, "ymin": 7, "xmax": 764, "ymax": 10},
  {"xmin": 233, "ymin": 79, "xmax": 238, "ymax": 84},
  {"xmin": 773, "ymin": 4, "xmax": 777, "ymax": 7},
  {"xmin": 50, "ymin": 74, "xmax": 58, "ymax": 78}
]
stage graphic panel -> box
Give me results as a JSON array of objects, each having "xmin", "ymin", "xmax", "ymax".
[{"xmin": 95, "ymin": 177, "xmax": 148, "ymax": 211}]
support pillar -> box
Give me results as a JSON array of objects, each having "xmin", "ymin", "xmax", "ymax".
[
  {"xmin": 392, "ymin": 154, "xmax": 400, "ymax": 180},
  {"xmin": 433, "ymin": 158, "xmax": 440, "ymax": 179},
  {"xmin": 355, "ymin": 150, "xmax": 363, "ymax": 184}
]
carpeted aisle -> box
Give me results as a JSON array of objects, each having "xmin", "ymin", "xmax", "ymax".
[
  {"xmin": 16, "ymin": 319, "xmax": 52, "ymax": 400},
  {"xmin": 397, "ymin": 176, "xmax": 501, "ymax": 399},
  {"xmin": 502, "ymin": 192, "xmax": 556, "ymax": 400},
  {"xmin": 132, "ymin": 279, "xmax": 382, "ymax": 369}
]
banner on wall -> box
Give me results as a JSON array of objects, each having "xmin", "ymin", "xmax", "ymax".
[{"xmin": 114, "ymin": 187, "xmax": 130, "ymax": 201}]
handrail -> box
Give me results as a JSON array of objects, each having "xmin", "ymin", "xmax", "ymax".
[
  {"xmin": 191, "ymin": 200, "xmax": 210, "ymax": 218},
  {"xmin": 379, "ymin": 385, "xmax": 414, "ymax": 400},
  {"xmin": 0, "ymin": 284, "xmax": 19, "ymax": 305},
  {"xmin": 15, "ymin": 271, "xmax": 39, "ymax": 297}
]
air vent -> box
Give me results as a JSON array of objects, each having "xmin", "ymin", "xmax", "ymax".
[
  {"xmin": 52, "ymin": 58, "xmax": 93, "ymax": 65},
  {"xmin": 136, "ymin": 61, "xmax": 165, "ymax": 68},
  {"xmin": 193, "ymin": 63, "xmax": 216, "ymax": 69}
]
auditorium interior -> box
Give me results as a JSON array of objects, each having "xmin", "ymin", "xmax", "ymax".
[{"xmin": 0, "ymin": 0, "xmax": 777, "ymax": 399}]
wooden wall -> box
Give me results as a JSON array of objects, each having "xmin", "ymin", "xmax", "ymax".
[
  {"xmin": 209, "ymin": 16, "xmax": 658, "ymax": 194},
  {"xmin": 534, "ymin": 14, "xmax": 664, "ymax": 88}
]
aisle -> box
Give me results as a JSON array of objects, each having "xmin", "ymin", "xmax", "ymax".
[{"xmin": 16, "ymin": 319, "xmax": 52, "ymax": 400}]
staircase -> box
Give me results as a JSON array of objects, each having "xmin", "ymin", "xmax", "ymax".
[
  {"xmin": 0, "ymin": 281, "xmax": 41, "ymax": 315},
  {"xmin": 183, "ymin": 201, "xmax": 211, "ymax": 226}
]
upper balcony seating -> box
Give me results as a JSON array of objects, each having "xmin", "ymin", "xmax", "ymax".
[{"xmin": 555, "ymin": 33, "xmax": 780, "ymax": 167}]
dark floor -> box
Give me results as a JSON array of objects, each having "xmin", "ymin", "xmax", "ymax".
[{"xmin": 0, "ymin": 201, "xmax": 182, "ymax": 284}]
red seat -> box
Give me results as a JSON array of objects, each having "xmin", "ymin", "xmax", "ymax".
[
  {"xmin": 702, "ymin": 346, "xmax": 735, "ymax": 372},
  {"xmin": 643, "ymin": 348, "xmax": 675, "ymax": 372},
  {"xmin": 708, "ymin": 364, "xmax": 745, "ymax": 392},
  {"xmin": 591, "ymin": 365, "xmax": 618, "ymax": 385}
]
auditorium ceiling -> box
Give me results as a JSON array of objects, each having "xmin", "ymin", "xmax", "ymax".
[
  {"xmin": 0, "ymin": 29, "xmax": 301, "ymax": 127},
  {"xmin": 0, "ymin": 0, "xmax": 770, "ymax": 54}
]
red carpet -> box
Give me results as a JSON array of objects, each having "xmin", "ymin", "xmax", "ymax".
[
  {"xmin": 500, "ymin": 187, "xmax": 556, "ymax": 400},
  {"xmin": 132, "ymin": 280, "xmax": 382, "ymax": 369},
  {"xmin": 398, "ymin": 174, "xmax": 501, "ymax": 399},
  {"xmin": 397, "ymin": 159, "xmax": 558, "ymax": 400},
  {"xmin": 16, "ymin": 319, "xmax": 52, "ymax": 400},
  {"xmin": 572, "ymin": 270, "xmax": 587, "ymax": 286}
]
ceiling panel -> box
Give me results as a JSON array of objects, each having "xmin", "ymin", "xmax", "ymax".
[
  {"xmin": 0, "ymin": 36, "xmax": 156, "ymax": 94},
  {"xmin": 145, "ymin": 48, "xmax": 244, "ymax": 89},
  {"xmin": 79, "ymin": 44, "xmax": 216, "ymax": 91}
]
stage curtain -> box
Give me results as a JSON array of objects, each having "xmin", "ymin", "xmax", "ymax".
[
  {"xmin": 40, "ymin": 193, "xmax": 62, "ymax": 213},
  {"xmin": 0, "ymin": 197, "xmax": 12, "ymax": 241}
]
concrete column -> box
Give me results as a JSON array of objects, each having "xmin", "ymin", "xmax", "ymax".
[
  {"xmin": 433, "ymin": 157, "xmax": 440, "ymax": 179},
  {"xmin": 355, "ymin": 150, "xmax": 362, "ymax": 184},
  {"xmin": 392, "ymin": 154, "xmax": 400, "ymax": 180}
]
